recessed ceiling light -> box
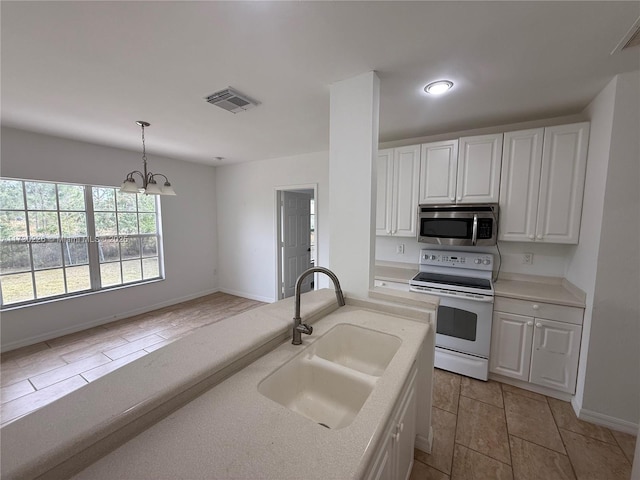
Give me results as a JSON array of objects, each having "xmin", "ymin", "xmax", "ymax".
[{"xmin": 424, "ymin": 80, "xmax": 454, "ymax": 95}]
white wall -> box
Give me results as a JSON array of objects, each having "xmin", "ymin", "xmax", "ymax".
[
  {"xmin": 375, "ymin": 113, "xmax": 586, "ymax": 276},
  {"xmin": 1, "ymin": 127, "xmax": 218, "ymax": 350},
  {"xmin": 215, "ymin": 151, "xmax": 329, "ymax": 303},
  {"xmin": 565, "ymin": 76, "xmax": 617, "ymax": 411},
  {"xmin": 568, "ymin": 71, "xmax": 640, "ymax": 429}
]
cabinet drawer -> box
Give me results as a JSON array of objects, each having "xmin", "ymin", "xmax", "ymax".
[{"xmin": 494, "ymin": 297, "xmax": 583, "ymax": 325}]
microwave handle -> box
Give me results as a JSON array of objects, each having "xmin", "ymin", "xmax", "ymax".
[{"xmin": 472, "ymin": 214, "xmax": 478, "ymax": 246}]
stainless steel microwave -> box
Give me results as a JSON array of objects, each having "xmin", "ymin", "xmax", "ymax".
[{"xmin": 417, "ymin": 204, "xmax": 499, "ymax": 246}]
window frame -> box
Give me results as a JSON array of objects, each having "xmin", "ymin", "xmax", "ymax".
[{"xmin": 0, "ymin": 178, "xmax": 164, "ymax": 309}]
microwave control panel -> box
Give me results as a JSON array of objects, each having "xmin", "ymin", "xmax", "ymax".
[{"xmin": 420, "ymin": 249, "xmax": 493, "ymax": 271}]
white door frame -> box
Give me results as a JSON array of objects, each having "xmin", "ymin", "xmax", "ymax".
[{"xmin": 274, "ymin": 184, "xmax": 318, "ymax": 301}]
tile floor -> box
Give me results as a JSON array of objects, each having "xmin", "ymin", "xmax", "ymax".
[
  {"xmin": 410, "ymin": 369, "xmax": 637, "ymax": 480},
  {"xmin": 0, "ymin": 292, "xmax": 264, "ymax": 426}
]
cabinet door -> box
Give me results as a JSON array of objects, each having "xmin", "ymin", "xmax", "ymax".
[
  {"xmin": 394, "ymin": 374, "xmax": 417, "ymax": 480},
  {"xmin": 366, "ymin": 429, "xmax": 394, "ymax": 480},
  {"xmin": 376, "ymin": 149, "xmax": 394, "ymax": 236},
  {"xmin": 419, "ymin": 140, "xmax": 458, "ymax": 204},
  {"xmin": 535, "ymin": 122, "xmax": 589, "ymax": 244},
  {"xmin": 457, "ymin": 134, "xmax": 503, "ymax": 203},
  {"xmin": 489, "ymin": 311, "xmax": 533, "ymax": 381},
  {"xmin": 392, "ymin": 145, "xmax": 420, "ymax": 237},
  {"xmin": 530, "ymin": 318, "xmax": 582, "ymax": 393},
  {"xmin": 499, "ymin": 129, "xmax": 544, "ymax": 242}
]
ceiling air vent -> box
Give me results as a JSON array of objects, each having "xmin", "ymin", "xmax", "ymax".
[
  {"xmin": 204, "ymin": 87, "xmax": 258, "ymax": 114},
  {"xmin": 612, "ymin": 17, "xmax": 640, "ymax": 54}
]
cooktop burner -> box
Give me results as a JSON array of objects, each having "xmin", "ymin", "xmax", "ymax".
[{"xmin": 411, "ymin": 272, "xmax": 492, "ymax": 290}]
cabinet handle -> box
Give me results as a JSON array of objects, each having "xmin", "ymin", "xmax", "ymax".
[
  {"xmin": 536, "ymin": 234, "xmax": 543, "ymax": 240},
  {"xmin": 532, "ymin": 304, "xmax": 539, "ymax": 310},
  {"xmin": 450, "ymin": 196, "xmax": 455, "ymax": 202},
  {"xmin": 457, "ymin": 196, "xmax": 462, "ymax": 201},
  {"xmin": 528, "ymin": 235, "xmax": 535, "ymax": 240},
  {"xmin": 381, "ymin": 282, "xmax": 386, "ymax": 286},
  {"xmin": 527, "ymin": 321, "xmax": 533, "ymax": 327},
  {"xmin": 535, "ymin": 322, "xmax": 542, "ymax": 328},
  {"xmin": 399, "ymin": 422, "xmax": 404, "ymax": 433},
  {"xmin": 392, "ymin": 432, "xmax": 399, "ymax": 442}
]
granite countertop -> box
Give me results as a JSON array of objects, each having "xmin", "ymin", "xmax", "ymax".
[
  {"xmin": 1, "ymin": 289, "xmax": 435, "ymax": 480},
  {"xmin": 374, "ymin": 262, "xmax": 418, "ymax": 283},
  {"xmin": 494, "ymin": 273, "xmax": 586, "ymax": 308}
]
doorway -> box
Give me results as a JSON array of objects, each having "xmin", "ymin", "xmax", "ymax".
[{"xmin": 275, "ymin": 185, "xmax": 317, "ymax": 300}]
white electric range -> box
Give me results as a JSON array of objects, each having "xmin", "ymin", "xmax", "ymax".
[{"xmin": 410, "ymin": 249, "xmax": 494, "ymax": 380}]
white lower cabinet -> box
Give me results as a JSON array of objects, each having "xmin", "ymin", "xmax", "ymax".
[
  {"xmin": 366, "ymin": 366, "xmax": 417, "ymax": 480},
  {"xmin": 490, "ymin": 297, "xmax": 583, "ymax": 394},
  {"xmin": 374, "ymin": 280, "xmax": 411, "ymax": 292}
]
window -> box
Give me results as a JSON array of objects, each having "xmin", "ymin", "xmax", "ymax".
[{"xmin": 0, "ymin": 178, "xmax": 163, "ymax": 307}]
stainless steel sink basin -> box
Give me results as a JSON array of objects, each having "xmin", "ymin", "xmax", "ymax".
[{"xmin": 258, "ymin": 323, "xmax": 402, "ymax": 429}]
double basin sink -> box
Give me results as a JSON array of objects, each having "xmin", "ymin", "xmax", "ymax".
[{"xmin": 258, "ymin": 323, "xmax": 401, "ymax": 430}]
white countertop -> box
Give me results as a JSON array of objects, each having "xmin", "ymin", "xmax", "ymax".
[
  {"xmin": 73, "ymin": 303, "xmax": 432, "ymax": 479},
  {"xmin": 0, "ymin": 290, "xmax": 342, "ymax": 479},
  {"xmin": 374, "ymin": 262, "xmax": 418, "ymax": 284},
  {"xmin": 1, "ymin": 289, "xmax": 435, "ymax": 480},
  {"xmin": 494, "ymin": 273, "xmax": 586, "ymax": 308}
]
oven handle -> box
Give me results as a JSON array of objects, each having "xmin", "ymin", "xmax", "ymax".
[
  {"xmin": 472, "ymin": 214, "xmax": 478, "ymax": 246},
  {"xmin": 409, "ymin": 286, "xmax": 494, "ymax": 303}
]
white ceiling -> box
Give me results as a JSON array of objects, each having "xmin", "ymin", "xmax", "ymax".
[{"xmin": 1, "ymin": 1, "xmax": 639, "ymax": 166}]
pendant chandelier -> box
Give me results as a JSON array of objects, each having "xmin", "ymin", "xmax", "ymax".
[{"xmin": 120, "ymin": 121, "xmax": 176, "ymax": 196}]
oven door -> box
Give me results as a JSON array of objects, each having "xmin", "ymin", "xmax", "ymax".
[{"xmin": 434, "ymin": 294, "xmax": 493, "ymax": 358}]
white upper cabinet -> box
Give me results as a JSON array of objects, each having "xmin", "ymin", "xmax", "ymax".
[
  {"xmin": 536, "ymin": 123, "xmax": 589, "ymax": 244},
  {"xmin": 456, "ymin": 133, "xmax": 503, "ymax": 203},
  {"xmin": 419, "ymin": 134, "xmax": 502, "ymax": 205},
  {"xmin": 376, "ymin": 145, "xmax": 420, "ymax": 237},
  {"xmin": 499, "ymin": 122, "xmax": 589, "ymax": 244},
  {"xmin": 376, "ymin": 149, "xmax": 394, "ymax": 236},
  {"xmin": 499, "ymin": 128, "xmax": 544, "ymax": 241},
  {"xmin": 419, "ymin": 140, "xmax": 458, "ymax": 204}
]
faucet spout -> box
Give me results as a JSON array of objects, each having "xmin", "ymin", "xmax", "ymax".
[{"xmin": 292, "ymin": 267, "xmax": 345, "ymax": 345}]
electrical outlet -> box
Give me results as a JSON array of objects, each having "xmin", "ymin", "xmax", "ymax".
[
  {"xmin": 396, "ymin": 244, "xmax": 405, "ymax": 254},
  {"xmin": 522, "ymin": 253, "xmax": 533, "ymax": 265}
]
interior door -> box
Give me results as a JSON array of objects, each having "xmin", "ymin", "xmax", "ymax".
[{"xmin": 282, "ymin": 191, "xmax": 312, "ymax": 298}]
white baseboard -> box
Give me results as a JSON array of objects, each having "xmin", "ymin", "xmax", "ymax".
[
  {"xmin": 415, "ymin": 426, "xmax": 433, "ymax": 454},
  {"xmin": 219, "ymin": 288, "xmax": 275, "ymax": 304},
  {"xmin": 571, "ymin": 399, "xmax": 639, "ymax": 435},
  {"xmin": 1, "ymin": 288, "xmax": 220, "ymax": 352}
]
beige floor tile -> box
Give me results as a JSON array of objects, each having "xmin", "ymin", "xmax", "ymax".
[
  {"xmin": 610, "ymin": 429, "xmax": 637, "ymax": 465},
  {"xmin": 510, "ymin": 434, "xmax": 575, "ymax": 480},
  {"xmin": 1, "ymin": 342, "xmax": 50, "ymax": 365},
  {"xmin": 450, "ymin": 444, "xmax": 513, "ymax": 480},
  {"xmin": 0, "ymin": 379, "xmax": 35, "ymax": 404},
  {"xmin": 144, "ymin": 338, "xmax": 175, "ymax": 353},
  {"xmin": 547, "ymin": 398, "xmax": 616, "ymax": 444},
  {"xmin": 559, "ymin": 428, "xmax": 632, "ymax": 480},
  {"xmin": 414, "ymin": 407, "xmax": 457, "ymax": 474},
  {"xmin": 60, "ymin": 335, "xmax": 129, "ymax": 364},
  {"xmin": 460, "ymin": 377, "xmax": 503, "ymax": 408},
  {"xmin": 503, "ymin": 391, "xmax": 565, "ymax": 454},
  {"xmin": 81, "ymin": 350, "xmax": 147, "ymax": 382},
  {"xmin": 30, "ymin": 352, "xmax": 111, "ymax": 390},
  {"xmin": 45, "ymin": 326, "xmax": 110, "ymax": 349},
  {"xmin": 1, "ymin": 356, "xmax": 67, "ymax": 387},
  {"xmin": 410, "ymin": 460, "xmax": 450, "ymax": 480},
  {"xmin": 433, "ymin": 368, "xmax": 461, "ymax": 414},
  {"xmin": 455, "ymin": 396, "xmax": 511, "ymax": 465},
  {"xmin": 1, "ymin": 375, "xmax": 87, "ymax": 425},
  {"xmin": 500, "ymin": 383, "xmax": 547, "ymax": 402},
  {"xmin": 102, "ymin": 334, "xmax": 165, "ymax": 360}
]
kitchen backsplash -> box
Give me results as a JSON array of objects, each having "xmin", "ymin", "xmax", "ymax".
[{"xmin": 375, "ymin": 236, "xmax": 574, "ymax": 277}]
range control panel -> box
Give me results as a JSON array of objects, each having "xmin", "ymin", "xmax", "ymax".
[{"xmin": 419, "ymin": 249, "xmax": 494, "ymax": 271}]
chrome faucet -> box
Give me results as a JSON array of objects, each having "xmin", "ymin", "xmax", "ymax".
[{"xmin": 292, "ymin": 267, "xmax": 345, "ymax": 345}]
